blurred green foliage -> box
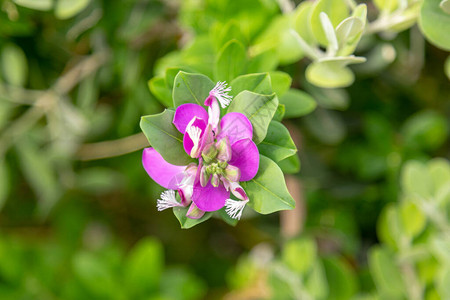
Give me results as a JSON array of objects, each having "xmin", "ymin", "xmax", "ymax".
[{"xmin": 0, "ymin": 0, "xmax": 449, "ymax": 298}]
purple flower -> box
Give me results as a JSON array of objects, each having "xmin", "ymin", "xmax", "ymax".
[{"xmin": 142, "ymin": 82, "xmax": 260, "ymax": 220}]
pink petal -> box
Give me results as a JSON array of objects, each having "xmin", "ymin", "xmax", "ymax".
[
  {"xmin": 192, "ymin": 181, "xmax": 229, "ymax": 212},
  {"xmin": 173, "ymin": 103, "xmax": 208, "ymax": 134},
  {"xmin": 217, "ymin": 112, "xmax": 253, "ymax": 144},
  {"xmin": 142, "ymin": 148, "xmax": 186, "ymax": 189},
  {"xmin": 183, "ymin": 117, "xmax": 207, "ymax": 157},
  {"xmin": 229, "ymin": 138, "xmax": 259, "ymax": 181}
]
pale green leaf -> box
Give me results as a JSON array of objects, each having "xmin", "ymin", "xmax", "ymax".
[
  {"xmin": 55, "ymin": 0, "xmax": 90, "ymax": 19},
  {"xmin": 282, "ymin": 237, "xmax": 316, "ymax": 274},
  {"xmin": 1, "ymin": 44, "xmax": 27, "ymax": 87},
  {"xmin": 310, "ymin": 0, "xmax": 349, "ymax": 46},
  {"xmin": 419, "ymin": 0, "xmax": 450, "ymax": 51},
  {"xmin": 13, "ymin": 0, "xmax": 52, "ymax": 10},
  {"xmin": 243, "ymin": 155, "xmax": 295, "ymax": 214}
]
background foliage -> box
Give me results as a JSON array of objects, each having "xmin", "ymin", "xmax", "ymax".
[{"xmin": 0, "ymin": 0, "xmax": 449, "ymax": 299}]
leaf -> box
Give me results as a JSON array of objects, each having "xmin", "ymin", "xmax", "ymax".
[
  {"xmin": 376, "ymin": 203, "xmax": 401, "ymax": 250},
  {"xmin": 72, "ymin": 252, "xmax": 116, "ymax": 298},
  {"xmin": 282, "ymin": 237, "xmax": 317, "ymax": 274},
  {"xmin": 227, "ymin": 91, "xmax": 279, "ymax": 144},
  {"xmin": 55, "ymin": 0, "xmax": 90, "ymax": 19},
  {"xmin": 310, "ymin": 0, "xmax": 349, "ymax": 46},
  {"xmin": 16, "ymin": 137, "xmax": 60, "ymax": 216},
  {"xmin": 303, "ymin": 108, "xmax": 346, "ymax": 145},
  {"xmin": 243, "ymin": 155, "xmax": 295, "ymax": 214},
  {"xmin": 148, "ymin": 76, "xmax": 172, "ymax": 108},
  {"xmin": 402, "ymin": 160, "xmax": 433, "ymax": 200},
  {"xmin": 336, "ymin": 16, "xmax": 365, "ymax": 56},
  {"xmin": 279, "ymin": 89, "xmax": 317, "ymax": 118},
  {"xmin": 294, "ymin": 1, "xmax": 316, "ymax": 44},
  {"xmin": 441, "ymin": 0, "xmax": 450, "ymax": 14},
  {"xmin": 320, "ymin": 12, "xmax": 339, "ymax": 55},
  {"xmin": 368, "ymin": 246, "xmax": 406, "ymax": 298},
  {"xmin": 401, "ymin": 110, "xmax": 448, "ymax": 151},
  {"xmin": 160, "ymin": 268, "xmax": 207, "ymax": 300},
  {"xmin": 269, "ymin": 71, "xmax": 292, "ymax": 97},
  {"xmin": 229, "ymin": 73, "xmax": 272, "ymax": 97},
  {"xmin": 215, "ymin": 20, "xmax": 248, "ymax": 50},
  {"xmin": 305, "ymin": 261, "xmax": 329, "ymax": 299},
  {"xmin": 306, "ymin": 56, "xmax": 366, "ymax": 88},
  {"xmin": 165, "ymin": 67, "xmax": 196, "ymax": 90},
  {"xmin": 214, "ymin": 40, "xmax": 247, "ymax": 82},
  {"xmin": 1, "ymin": 44, "xmax": 27, "ymax": 87},
  {"xmin": 172, "ymin": 71, "xmax": 215, "ymax": 107},
  {"xmin": 278, "ymin": 153, "xmax": 301, "ymax": 174},
  {"xmin": 247, "ymin": 49, "xmax": 278, "ymax": 74},
  {"xmin": 438, "ymin": 269, "xmax": 450, "ymax": 300},
  {"xmin": 322, "ymin": 257, "xmax": 357, "ymax": 300},
  {"xmin": 13, "ymin": 0, "xmax": 52, "ymax": 10},
  {"xmin": 374, "ymin": 0, "xmax": 398, "ymax": 12},
  {"xmin": 124, "ymin": 237, "xmax": 164, "ymax": 297},
  {"xmin": 273, "ymin": 104, "xmax": 285, "ymax": 122},
  {"xmin": 428, "ymin": 158, "xmax": 450, "ymax": 196},
  {"xmin": 399, "ymin": 200, "xmax": 426, "ymax": 238},
  {"xmin": 258, "ymin": 121, "xmax": 297, "ymax": 162},
  {"xmin": 419, "ymin": 0, "xmax": 450, "ymax": 51},
  {"xmin": 140, "ymin": 109, "xmax": 194, "ymax": 166},
  {"xmin": 0, "ymin": 159, "xmax": 9, "ymax": 211},
  {"xmin": 173, "ymin": 207, "xmax": 212, "ymax": 229}
]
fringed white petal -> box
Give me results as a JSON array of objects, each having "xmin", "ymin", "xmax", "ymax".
[
  {"xmin": 225, "ymin": 199, "xmax": 249, "ymax": 220},
  {"xmin": 157, "ymin": 190, "xmax": 182, "ymax": 211},
  {"xmin": 210, "ymin": 81, "xmax": 232, "ymax": 108}
]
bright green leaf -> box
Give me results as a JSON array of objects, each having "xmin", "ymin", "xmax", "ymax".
[
  {"xmin": 368, "ymin": 246, "xmax": 406, "ymax": 298},
  {"xmin": 310, "ymin": 0, "xmax": 349, "ymax": 46},
  {"xmin": 140, "ymin": 109, "xmax": 194, "ymax": 166},
  {"xmin": 258, "ymin": 121, "xmax": 297, "ymax": 162},
  {"xmin": 399, "ymin": 200, "xmax": 426, "ymax": 238},
  {"xmin": 282, "ymin": 237, "xmax": 317, "ymax": 274},
  {"xmin": 336, "ymin": 16, "xmax": 364, "ymax": 56},
  {"xmin": 305, "ymin": 260, "xmax": 329, "ymax": 299},
  {"xmin": 278, "ymin": 153, "xmax": 301, "ymax": 174},
  {"xmin": 55, "ymin": 0, "xmax": 90, "ymax": 19},
  {"xmin": 294, "ymin": 1, "xmax": 316, "ymax": 44},
  {"xmin": 402, "ymin": 160, "xmax": 433, "ymax": 200},
  {"xmin": 273, "ymin": 104, "xmax": 286, "ymax": 122},
  {"xmin": 124, "ymin": 237, "xmax": 164, "ymax": 297},
  {"xmin": 227, "ymin": 91, "xmax": 278, "ymax": 144},
  {"xmin": 428, "ymin": 158, "xmax": 450, "ymax": 197},
  {"xmin": 243, "ymin": 155, "xmax": 295, "ymax": 214},
  {"xmin": 269, "ymin": 71, "xmax": 292, "ymax": 97},
  {"xmin": 13, "ymin": 0, "xmax": 52, "ymax": 10},
  {"xmin": 148, "ymin": 77, "xmax": 172, "ymax": 108},
  {"xmin": 214, "ymin": 40, "xmax": 247, "ymax": 82},
  {"xmin": 1, "ymin": 44, "xmax": 27, "ymax": 87},
  {"xmin": 419, "ymin": 0, "xmax": 450, "ymax": 51},
  {"xmin": 172, "ymin": 71, "xmax": 215, "ymax": 107},
  {"xmin": 229, "ymin": 73, "xmax": 272, "ymax": 97},
  {"xmin": 173, "ymin": 207, "xmax": 212, "ymax": 229},
  {"xmin": 279, "ymin": 88, "xmax": 317, "ymax": 118}
]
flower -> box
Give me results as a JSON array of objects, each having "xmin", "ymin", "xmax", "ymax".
[{"xmin": 142, "ymin": 82, "xmax": 259, "ymax": 220}]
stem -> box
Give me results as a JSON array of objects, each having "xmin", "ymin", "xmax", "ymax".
[{"xmin": 76, "ymin": 133, "xmax": 149, "ymax": 161}]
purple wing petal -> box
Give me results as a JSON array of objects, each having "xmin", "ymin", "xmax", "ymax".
[
  {"xmin": 142, "ymin": 148, "xmax": 186, "ymax": 189},
  {"xmin": 183, "ymin": 117, "xmax": 207, "ymax": 157},
  {"xmin": 217, "ymin": 112, "xmax": 253, "ymax": 144},
  {"xmin": 192, "ymin": 181, "xmax": 229, "ymax": 211},
  {"xmin": 173, "ymin": 103, "xmax": 208, "ymax": 134},
  {"xmin": 229, "ymin": 138, "xmax": 259, "ymax": 181}
]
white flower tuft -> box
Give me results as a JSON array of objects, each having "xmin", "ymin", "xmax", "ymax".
[
  {"xmin": 157, "ymin": 190, "xmax": 182, "ymax": 211},
  {"xmin": 225, "ymin": 199, "xmax": 249, "ymax": 220},
  {"xmin": 210, "ymin": 81, "xmax": 232, "ymax": 108}
]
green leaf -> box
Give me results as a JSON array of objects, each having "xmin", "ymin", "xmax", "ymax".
[
  {"xmin": 399, "ymin": 200, "xmax": 426, "ymax": 238},
  {"xmin": 438, "ymin": 269, "xmax": 450, "ymax": 300},
  {"xmin": 269, "ymin": 71, "xmax": 292, "ymax": 97},
  {"xmin": 428, "ymin": 158, "xmax": 450, "ymax": 196},
  {"xmin": 282, "ymin": 237, "xmax": 317, "ymax": 274},
  {"xmin": 278, "ymin": 153, "xmax": 301, "ymax": 174},
  {"xmin": 217, "ymin": 207, "xmax": 239, "ymax": 226},
  {"xmin": 374, "ymin": 0, "xmax": 398, "ymax": 12},
  {"xmin": 310, "ymin": 0, "xmax": 349, "ymax": 46},
  {"xmin": 73, "ymin": 252, "xmax": 116, "ymax": 298},
  {"xmin": 419, "ymin": 0, "xmax": 450, "ymax": 51},
  {"xmin": 294, "ymin": 1, "xmax": 316, "ymax": 44},
  {"xmin": 279, "ymin": 89, "xmax": 317, "ymax": 118},
  {"xmin": 214, "ymin": 40, "xmax": 247, "ymax": 82},
  {"xmin": 172, "ymin": 71, "xmax": 215, "ymax": 107},
  {"xmin": 165, "ymin": 67, "xmax": 196, "ymax": 90},
  {"xmin": 336, "ymin": 16, "xmax": 365, "ymax": 56},
  {"xmin": 13, "ymin": 0, "xmax": 52, "ymax": 10},
  {"xmin": 376, "ymin": 203, "xmax": 401, "ymax": 250},
  {"xmin": 229, "ymin": 73, "xmax": 272, "ymax": 97},
  {"xmin": 214, "ymin": 20, "xmax": 248, "ymax": 50},
  {"xmin": 402, "ymin": 160, "xmax": 433, "ymax": 199},
  {"xmin": 1, "ymin": 44, "xmax": 27, "ymax": 87},
  {"xmin": 306, "ymin": 56, "xmax": 366, "ymax": 88},
  {"xmin": 124, "ymin": 237, "xmax": 164, "ymax": 297},
  {"xmin": 258, "ymin": 121, "xmax": 297, "ymax": 162},
  {"xmin": 401, "ymin": 110, "xmax": 448, "ymax": 151},
  {"xmin": 273, "ymin": 104, "xmax": 285, "ymax": 122},
  {"xmin": 0, "ymin": 159, "xmax": 9, "ymax": 211},
  {"xmin": 368, "ymin": 246, "xmax": 406, "ymax": 298},
  {"xmin": 305, "ymin": 261, "xmax": 329, "ymax": 299},
  {"xmin": 148, "ymin": 76, "xmax": 172, "ymax": 108},
  {"xmin": 441, "ymin": 0, "xmax": 450, "ymax": 14},
  {"xmin": 322, "ymin": 257, "xmax": 357, "ymax": 300},
  {"xmin": 16, "ymin": 138, "xmax": 60, "ymax": 216},
  {"xmin": 173, "ymin": 207, "xmax": 212, "ymax": 229},
  {"xmin": 445, "ymin": 56, "xmax": 450, "ymax": 80},
  {"xmin": 247, "ymin": 49, "xmax": 278, "ymax": 73},
  {"xmin": 227, "ymin": 91, "xmax": 278, "ymax": 144},
  {"xmin": 243, "ymin": 155, "xmax": 295, "ymax": 214},
  {"xmin": 140, "ymin": 109, "xmax": 194, "ymax": 166},
  {"xmin": 160, "ymin": 268, "xmax": 206, "ymax": 300},
  {"xmin": 55, "ymin": 0, "xmax": 90, "ymax": 19}
]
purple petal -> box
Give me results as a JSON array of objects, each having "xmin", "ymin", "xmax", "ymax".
[
  {"xmin": 217, "ymin": 112, "xmax": 253, "ymax": 144},
  {"xmin": 173, "ymin": 103, "xmax": 208, "ymax": 134},
  {"xmin": 183, "ymin": 117, "xmax": 207, "ymax": 157},
  {"xmin": 192, "ymin": 181, "xmax": 229, "ymax": 211},
  {"xmin": 229, "ymin": 138, "xmax": 259, "ymax": 181},
  {"xmin": 142, "ymin": 148, "xmax": 186, "ymax": 189}
]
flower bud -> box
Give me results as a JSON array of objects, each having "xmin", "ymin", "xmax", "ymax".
[
  {"xmin": 216, "ymin": 137, "xmax": 231, "ymax": 162},
  {"xmin": 201, "ymin": 143, "xmax": 218, "ymax": 163},
  {"xmin": 211, "ymin": 173, "xmax": 220, "ymax": 187},
  {"xmin": 200, "ymin": 165, "xmax": 210, "ymax": 187},
  {"xmin": 224, "ymin": 165, "xmax": 241, "ymax": 182}
]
